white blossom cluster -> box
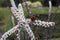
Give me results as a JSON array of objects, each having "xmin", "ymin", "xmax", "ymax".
[
  {"xmin": 11, "ymin": 4, "xmax": 35, "ymax": 40},
  {"xmin": 0, "ymin": 3, "xmax": 35, "ymax": 40},
  {"xmin": 0, "ymin": 24, "xmax": 20, "ymax": 40},
  {"xmin": 33, "ymin": 20, "xmax": 55, "ymax": 27},
  {"xmin": 25, "ymin": 19, "xmax": 55, "ymax": 27}
]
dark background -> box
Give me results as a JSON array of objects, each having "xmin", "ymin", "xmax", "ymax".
[{"xmin": 0, "ymin": 0, "xmax": 60, "ymax": 7}]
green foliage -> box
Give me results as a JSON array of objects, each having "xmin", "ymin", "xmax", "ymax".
[
  {"xmin": 51, "ymin": 38, "xmax": 60, "ymax": 40},
  {"xmin": 0, "ymin": 0, "xmax": 5, "ymax": 6},
  {"xmin": 0, "ymin": 0, "xmax": 10, "ymax": 7},
  {"xmin": 0, "ymin": 7, "xmax": 13, "ymax": 32},
  {"xmin": 0, "ymin": 0, "xmax": 4, "ymax": 3}
]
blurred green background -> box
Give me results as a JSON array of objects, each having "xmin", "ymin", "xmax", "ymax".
[{"xmin": 0, "ymin": 0, "xmax": 60, "ymax": 40}]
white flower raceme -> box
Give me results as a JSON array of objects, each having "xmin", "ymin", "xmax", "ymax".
[{"xmin": 31, "ymin": 1, "xmax": 42, "ymax": 7}]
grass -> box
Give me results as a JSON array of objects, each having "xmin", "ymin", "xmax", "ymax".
[
  {"xmin": 30, "ymin": 7, "xmax": 60, "ymax": 14},
  {"xmin": 0, "ymin": 7, "xmax": 13, "ymax": 32},
  {"xmin": 23, "ymin": 7, "xmax": 60, "ymax": 18},
  {"xmin": 51, "ymin": 38, "xmax": 60, "ymax": 40}
]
